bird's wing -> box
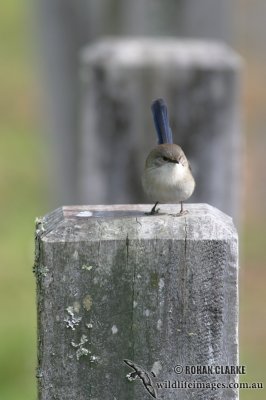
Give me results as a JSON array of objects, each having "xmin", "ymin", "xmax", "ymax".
[
  {"xmin": 124, "ymin": 359, "xmax": 158, "ymax": 398},
  {"xmin": 139, "ymin": 371, "xmax": 158, "ymax": 398}
]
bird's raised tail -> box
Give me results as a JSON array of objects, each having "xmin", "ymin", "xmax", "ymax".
[{"xmin": 151, "ymin": 98, "xmax": 173, "ymax": 144}]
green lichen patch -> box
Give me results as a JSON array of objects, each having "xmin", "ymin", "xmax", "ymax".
[
  {"xmin": 81, "ymin": 264, "xmax": 94, "ymax": 271},
  {"xmin": 150, "ymin": 272, "xmax": 159, "ymax": 289},
  {"xmin": 83, "ymin": 294, "xmax": 93, "ymax": 311}
]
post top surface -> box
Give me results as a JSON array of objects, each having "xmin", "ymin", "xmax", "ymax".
[
  {"xmin": 80, "ymin": 37, "xmax": 241, "ymax": 70},
  {"xmin": 37, "ymin": 204, "xmax": 237, "ymax": 243}
]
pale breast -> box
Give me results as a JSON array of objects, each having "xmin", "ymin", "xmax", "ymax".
[{"xmin": 142, "ymin": 164, "xmax": 195, "ymax": 203}]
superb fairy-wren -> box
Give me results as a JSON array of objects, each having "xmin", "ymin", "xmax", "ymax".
[{"xmin": 142, "ymin": 98, "xmax": 195, "ymax": 215}]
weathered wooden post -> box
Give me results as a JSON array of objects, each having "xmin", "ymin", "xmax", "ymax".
[
  {"xmin": 35, "ymin": 203, "xmax": 239, "ymax": 400},
  {"xmin": 79, "ymin": 38, "xmax": 242, "ymax": 221}
]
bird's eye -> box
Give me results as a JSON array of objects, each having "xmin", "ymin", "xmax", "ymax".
[{"xmin": 162, "ymin": 156, "xmax": 168, "ymax": 161}]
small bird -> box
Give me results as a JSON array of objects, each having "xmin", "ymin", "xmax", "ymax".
[
  {"xmin": 124, "ymin": 359, "xmax": 157, "ymax": 398},
  {"xmin": 142, "ymin": 98, "xmax": 195, "ymax": 216}
]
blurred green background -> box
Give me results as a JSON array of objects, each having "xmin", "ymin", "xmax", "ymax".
[
  {"xmin": 0, "ymin": 2, "xmax": 46, "ymax": 399},
  {"xmin": 0, "ymin": 1, "xmax": 265, "ymax": 399}
]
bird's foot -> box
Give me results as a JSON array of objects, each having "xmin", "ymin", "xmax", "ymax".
[
  {"xmin": 170, "ymin": 210, "xmax": 189, "ymax": 217},
  {"xmin": 145, "ymin": 202, "xmax": 160, "ymax": 215},
  {"xmin": 145, "ymin": 208, "xmax": 160, "ymax": 216}
]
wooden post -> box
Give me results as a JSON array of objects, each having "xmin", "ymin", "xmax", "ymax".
[
  {"xmin": 35, "ymin": 204, "xmax": 239, "ymax": 400},
  {"xmin": 79, "ymin": 38, "xmax": 242, "ymax": 221}
]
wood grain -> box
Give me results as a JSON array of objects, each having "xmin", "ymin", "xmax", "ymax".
[{"xmin": 35, "ymin": 204, "xmax": 238, "ymax": 400}]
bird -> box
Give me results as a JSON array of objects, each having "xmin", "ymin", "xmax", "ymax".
[
  {"xmin": 142, "ymin": 98, "xmax": 195, "ymax": 216},
  {"xmin": 124, "ymin": 359, "xmax": 157, "ymax": 398}
]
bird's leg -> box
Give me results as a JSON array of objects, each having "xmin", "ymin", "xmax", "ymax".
[
  {"xmin": 145, "ymin": 201, "xmax": 160, "ymax": 215},
  {"xmin": 178, "ymin": 201, "xmax": 189, "ymax": 216},
  {"xmin": 151, "ymin": 201, "xmax": 159, "ymax": 214}
]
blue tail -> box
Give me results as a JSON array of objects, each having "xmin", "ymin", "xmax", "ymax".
[{"xmin": 151, "ymin": 98, "xmax": 173, "ymax": 144}]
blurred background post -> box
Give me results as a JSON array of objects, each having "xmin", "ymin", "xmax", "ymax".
[
  {"xmin": 0, "ymin": 1, "xmax": 265, "ymax": 399},
  {"xmin": 79, "ymin": 38, "xmax": 241, "ymax": 220},
  {"xmin": 35, "ymin": 0, "xmax": 233, "ymax": 206}
]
